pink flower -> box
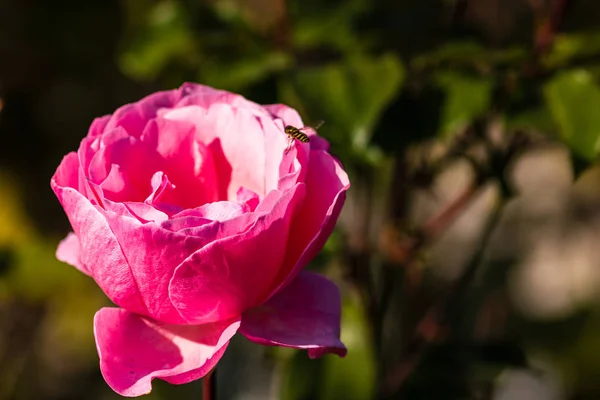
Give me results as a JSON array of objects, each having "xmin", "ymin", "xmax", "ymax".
[{"xmin": 51, "ymin": 83, "xmax": 349, "ymax": 396}]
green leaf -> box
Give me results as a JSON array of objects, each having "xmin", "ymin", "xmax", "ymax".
[
  {"xmin": 283, "ymin": 53, "xmax": 404, "ymax": 155},
  {"xmin": 544, "ymin": 69, "xmax": 600, "ymax": 160},
  {"xmin": 435, "ymin": 71, "xmax": 493, "ymax": 137},
  {"xmin": 543, "ymin": 30, "xmax": 600, "ymax": 69}
]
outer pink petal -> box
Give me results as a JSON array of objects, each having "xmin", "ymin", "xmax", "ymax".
[
  {"xmin": 94, "ymin": 308, "xmax": 239, "ymax": 397},
  {"xmin": 272, "ymin": 150, "xmax": 350, "ymax": 294},
  {"xmin": 264, "ymin": 103, "xmax": 329, "ymax": 151},
  {"xmin": 169, "ymin": 184, "xmax": 306, "ymax": 324},
  {"xmin": 88, "ymin": 115, "xmax": 111, "ymax": 137},
  {"xmin": 240, "ymin": 271, "xmax": 346, "ymax": 358},
  {"xmin": 56, "ymin": 232, "xmax": 89, "ymax": 275},
  {"xmin": 104, "ymin": 89, "xmax": 183, "ymax": 138},
  {"xmin": 264, "ymin": 104, "xmax": 304, "ymax": 128},
  {"xmin": 51, "ymin": 183, "xmax": 147, "ymax": 316},
  {"xmin": 52, "ymin": 152, "xmax": 80, "ymax": 190},
  {"xmin": 177, "ymin": 83, "xmax": 265, "ymax": 115}
]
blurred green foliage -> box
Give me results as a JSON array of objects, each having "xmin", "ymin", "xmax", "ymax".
[
  {"xmin": 544, "ymin": 69, "xmax": 600, "ymax": 160},
  {"xmin": 4, "ymin": 0, "xmax": 600, "ymax": 399}
]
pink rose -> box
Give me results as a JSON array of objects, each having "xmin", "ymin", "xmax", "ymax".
[{"xmin": 51, "ymin": 83, "xmax": 349, "ymax": 396}]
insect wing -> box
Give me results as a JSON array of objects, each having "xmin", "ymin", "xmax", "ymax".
[
  {"xmin": 312, "ymin": 120, "xmax": 325, "ymax": 130},
  {"xmin": 298, "ymin": 120, "xmax": 325, "ymax": 136}
]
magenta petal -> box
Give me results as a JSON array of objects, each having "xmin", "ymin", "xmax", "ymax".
[
  {"xmin": 51, "ymin": 182, "xmax": 147, "ymax": 315},
  {"xmin": 145, "ymin": 171, "xmax": 175, "ymax": 205},
  {"xmin": 194, "ymin": 201, "xmax": 245, "ymax": 222},
  {"xmin": 98, "ymin": 135, "xmax": 163, "ymax": 202},
  {"xmin": 264, "ymin": 104, "xmax": 304, "ymax": 128},
  {"xmin": 52, "ymin": 152, "xmax": 80, "ymax": 190},
  {"xmin": 56, "ymin": 232, "xmax": 89, "ymax": 275},
  {"xmin": 141, "ymin": 118, "xmax": 219, "ymax": 208},
  {"xmin": 163, "ymin": 105, "xmax": 288, "ymax": 200},
  {"xmin": 94, "ymin": 308, "xmax": 240, "ymax": 397},
  {"xmin": 273, "ymin": 150, "xmax": 350, "ymax": 294},
  {"xmin": 104, "ymin": 89, "xmax": 182, "ymax": 138},
  {"xmin": 99, "ymin": 209, "xmax": 213, "ymax": 323},
  {"xmin": 88, "ymin": 115, "xmax": 111, "ymax": 137},
  {"xmin": 236, "ymin": 187, "xmax": 259, "ymax": 211},
  {"xmin": 177, "ymin": 83, "xmax": 265, "ymax": 115},
  {"xmin": 123, "ymin": 202, "xmax": 170, "ymax": 224},
  {"xmin": 169, "ymin": 184, "xmax": 306, "ymax": 324},
  {"xmin": 240, "ymin": 271, "xmax": 346, "ymax": 358}
]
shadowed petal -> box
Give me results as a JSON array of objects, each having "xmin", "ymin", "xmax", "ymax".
[
  {"xmin": 56, "ymin": 232, "xmax": 89, "ymax": 275},
  {"xmin": 94, "ymin": 308, "xmax": 240, "ymax": 397},
  {"xmin": 240, "ymin": 271, "xmax": 346, "ymax": 358}
]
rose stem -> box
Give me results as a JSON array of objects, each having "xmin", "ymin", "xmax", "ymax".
[{"xmin": 202, "ymin": 368, "xmax": 216, "ymax": 400}]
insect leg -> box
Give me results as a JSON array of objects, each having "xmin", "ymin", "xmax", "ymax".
[{"xmin": 284, "ymin": 136, "xmax": 294, "ymax": 154}]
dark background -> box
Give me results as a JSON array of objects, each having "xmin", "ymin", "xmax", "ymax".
[{"xmin": 2, "ymin": 0, "xmax": 600, "ymax": 398}]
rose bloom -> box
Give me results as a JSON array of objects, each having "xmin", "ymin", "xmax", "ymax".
[{"xmin": 51, "ymin": 83, "xmax": 349, "ymax": 396}]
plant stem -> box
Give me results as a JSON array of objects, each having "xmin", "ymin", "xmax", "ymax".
[{"xmin": 203, "ymin": 369, "xmax": 216, "ymax": 400}]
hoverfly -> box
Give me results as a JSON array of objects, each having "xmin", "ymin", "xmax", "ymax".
[{"xmin": 284, "ymin": 120, "xmax": 324, "ymax": 154}]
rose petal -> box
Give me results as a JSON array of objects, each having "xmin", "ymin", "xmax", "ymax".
[
  {"xmin": 50, "ymin": 183, "xmax": 147, "ymax": 316},
  {"xmin": 77, "ymin": 136, "xmax": 101, "ymax": 192},
  {"xmin": 123, "ymin": 202, "xmax": 170, "ymax": 224},
  {"xmin": 88, "ymin": 115, "xmax": 111, "ymax": 137},
  {"xmin": 104, "ymin": 89, "xmax": 183, "ymax": 138},
  {"xmin": 169, "ymin": 184, "xmax": 306, "ymax": 324},
  {"xmin": 52, "ymin": 152, "xmax": 80, "ymax": 190},
  {"xmin": 194, "ymin": 201, "xmax": 246, "ymax": 222},
  {"xmin": 272, "ymin": 150, "xmax": 350, "ymax": 294},
  {"xmin": 160, "ymin": 211, "xmax": 257, "ymax": 244},
  {"xmin": 240, "ymin": 271, "xmax": 346, "ymax": 358},
  {"xmin": 98, "ymin": 136, "xmax": 163, "ymax": 202},
  {"xmin": 141, "ymin": 118, "xmax": 219, "ymax": 208},
  {"xmin": 264, "ymin": 103, "xmax": 329, "ymax": 153},
  {"xmin": 94, "ymin": 307, "xmax": 240, "ymax": 397},
  {"xmin": 164, "ymin": 105, "xmax": 265, "ymax": 199},
  {"xmin": 87, "ymin": 128, "xmax": 132, "ymax": 184},
  {"xmin": 236, "ymin": 187, "xmax": 259, "ymax": 211},
  {"xmin": 163, "ymin": 105, "xmax": 289, "ymax": 201},
  {"xmin": 145, "ymin": 171, "xmax": 175, "ymax": 205},
  {"xmin": 177, "ymin": 83, "xmax": 265, "ymax": 116},
  {"xmin": 99, "ymin": 208, "xmax": 216, "ymax": 323},
  {"xmin": 56, "ymin": 232, "xmax": 89, "ymax": 275},
  {"xmin": 264, "ymin": 104, "xmax": 304, "ymax": 128}
]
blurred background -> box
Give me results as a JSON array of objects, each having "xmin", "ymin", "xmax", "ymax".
[{"xmin": 2, "ymin": 0, "xmax": 600, "ymax": 398}]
